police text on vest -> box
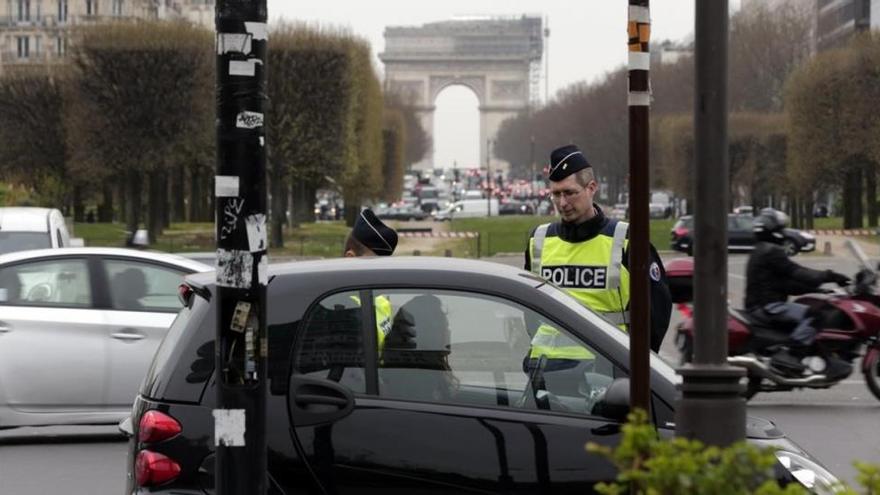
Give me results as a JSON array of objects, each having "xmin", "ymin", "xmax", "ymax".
[{"xmin": 541, "ymin": 265, "xmax": 607, "ymax": 289}]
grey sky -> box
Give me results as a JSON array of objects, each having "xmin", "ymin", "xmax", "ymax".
[{"xmin": 268, "ymin": 1, "xmax": 708, "ymax": 169}]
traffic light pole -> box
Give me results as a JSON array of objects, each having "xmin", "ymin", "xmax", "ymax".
[
  {"xmin": 214, "ymin": 1, "xmax": 269, "ymax": 493},
  {"xmin": 675, "ymin": 0, "xmax": 746, "ymax": 446},
  {"xmin": 627, "ymin": 0, "xmax": 651, "ymax": 415}
]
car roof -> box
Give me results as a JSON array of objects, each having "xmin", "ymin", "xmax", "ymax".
[
  {"xmin": 0, "ymin": 207, "xmax": 54, "ymax": 232},
  {"xmin": 0, "ymin": 247, "xmax": 213, "ymax": 272},
  {"xmin": 188, "ymin": 256, "xmax": 543, "ymax": 289}
]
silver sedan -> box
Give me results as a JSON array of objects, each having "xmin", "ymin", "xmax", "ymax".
[{"xmin": 0, "ymin": 247, "xmax": 211, "ymax": 428}]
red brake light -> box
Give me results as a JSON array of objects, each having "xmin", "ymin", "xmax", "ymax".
[
  {"xmin": 135, "ymin": 450, "xmax": 181, "ymax": 486},
  {"xmin": 177, "ymin": 284, "xmax": 194, "ymax": 308},
  {"xmin": 139, "ymin": 410, "xmax": 182, "ymax": 443}
]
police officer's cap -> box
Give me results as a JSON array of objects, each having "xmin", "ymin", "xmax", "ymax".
[
  {"xmin": 548, "ymin": 144, "xmax": 592, "ymax": 182},
  {"xmin": 353, "ymin": 208, "xmax": 398, "ymax": 256}
]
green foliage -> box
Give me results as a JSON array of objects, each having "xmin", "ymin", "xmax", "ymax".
[
  {"xmin": 587, "ymin": 409, "xmax": 806, "ymax": 495},
  {"xmin": 0, "ymin": 67, "xmax": 70, "ymax": 206}
]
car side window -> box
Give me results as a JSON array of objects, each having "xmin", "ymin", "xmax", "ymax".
[
  {"xmin": 291, "ymin": 291, "xmax": 366, "ymax": 394},
  {"xmin": 0, "ymin": 259, "xmax": 91, "ymax": 307},
  {"xmin": 105, "ymin": 260, "xmax": 187, "ymax": 312},
  {"xmin": 378, "ymin": 289, "xmax": 624, "ymax": 417}
]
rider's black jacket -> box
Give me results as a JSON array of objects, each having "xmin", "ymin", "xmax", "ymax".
[{"xmin": 745, "ymin": 240, "xmax": 830, "ymax": 311}]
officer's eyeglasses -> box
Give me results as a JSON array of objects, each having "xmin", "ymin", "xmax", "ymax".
[{"xmin": 550, "ymin": 188, "xmax": 584, "ymax": 202}]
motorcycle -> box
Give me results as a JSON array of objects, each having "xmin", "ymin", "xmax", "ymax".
[{"xmin": 670, "ymin": 240, "xmax": 880, "ymax": 401}]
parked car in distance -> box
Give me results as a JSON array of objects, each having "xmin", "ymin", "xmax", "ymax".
[
  {"xmin": 0, "ymin": 247, "xmax": 211, "ymax": 428},
  {"xmin": 498, "ymin": 200, "xmax": 535, "ymax": 216},
  {"xmin": 609, "ymin": 203, "xmax": 629, "ymax": 220},
  {"xmin": 0, "ymin": 207, "xmax": 83, "ymax": 255},
  {"xmin": 670, "ymin": 214, "xmax": 816, "ymax": 256},
  {"xmin": 433, "ymin": 199, "xmax": 499, "ymax": 221},
  {"xmin": 377, "ymin": 205, "xmax": 429, "ymax": 222},
  {"xmin": 123, "ymin": 257, "xmax": 837, "ymax": 494}
]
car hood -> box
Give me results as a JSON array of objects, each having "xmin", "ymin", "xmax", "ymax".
[{"xmin": 745, "ymin": 415, "xmax": 785, "ymax": 439}]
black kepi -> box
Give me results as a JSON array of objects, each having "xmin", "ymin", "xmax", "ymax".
[
  {"xmin": 353, "ymin": 208, "xmax": 398, "ymax": 256},
  {"xmin": 548, "ymin": 144, "xmax": 591, "ymax": 182}
]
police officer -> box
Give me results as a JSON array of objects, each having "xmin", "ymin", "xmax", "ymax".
[
  {"xmin": 525, "ymin": 145, "xmax": 673, "ymax": 368},
  {"xmin": 344, "ymin": 208, "xmax": 398, "ymax": 351}
]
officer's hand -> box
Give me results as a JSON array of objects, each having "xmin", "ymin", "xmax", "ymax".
[{"xmin": 826, "ymin": 270, "xmax": 851, "ymax": 287}]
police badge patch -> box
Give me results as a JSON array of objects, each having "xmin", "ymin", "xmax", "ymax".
[{"xmin": 649, "ymin": 262, "xmax": 661, "ymax": 282}]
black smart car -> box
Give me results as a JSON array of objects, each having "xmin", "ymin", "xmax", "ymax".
[
  {"xmin": 124, "ymin": 257, "xmax": 836, "ymax": 494},
  {"xmin": 670, "ymin": 214, "xmax": 816, "ymax": 256}
]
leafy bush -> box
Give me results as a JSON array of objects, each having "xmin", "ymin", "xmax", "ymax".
[{"xmin": 586, "ymin": 409, "xmax": 879, "ymax": 495}]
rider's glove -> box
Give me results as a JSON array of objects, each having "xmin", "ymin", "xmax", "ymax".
[{"xmin": 825, "ymin": 270, "xmax": 851, "ymax": 287}]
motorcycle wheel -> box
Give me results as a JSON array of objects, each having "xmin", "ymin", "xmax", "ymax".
[{"xmin": 864, "ymin": 349, "xmax": 880, "ymax": 401}]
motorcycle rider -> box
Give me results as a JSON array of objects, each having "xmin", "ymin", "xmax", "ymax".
[{"xmin": 745, "ymin": 208, "xmax": 851, "ymax": 377}]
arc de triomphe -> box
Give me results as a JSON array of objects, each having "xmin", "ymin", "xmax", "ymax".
[{"xmin": 379, "ymin": 16, "xmax": 544, "ymax": 173}]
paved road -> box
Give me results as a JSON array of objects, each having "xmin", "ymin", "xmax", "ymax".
[{"xmin": 2, "ymin": 251, "xmax": 878, "ymax": 493}]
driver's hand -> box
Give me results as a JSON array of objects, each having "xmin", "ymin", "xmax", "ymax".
[{"xmin": 826, "ymin": 270, "xmax": 851, "ymax": 287}]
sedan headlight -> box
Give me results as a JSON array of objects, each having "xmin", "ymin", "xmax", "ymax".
[
  {"xmin": 800, "ymin": 232, "xmax": 816, "ymax": 241},
  {"xmin": 775, "ymin": 451, "xmax": 841, "ymax": 494}
]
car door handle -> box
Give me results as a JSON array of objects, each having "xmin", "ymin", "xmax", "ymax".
[
  {"xmin": 112, "ymin": 332, "xmax": 145, "ymax": 341},
  {"xmin": 295, "ymin": 394, "xmax": 349, "ymax": 408}
]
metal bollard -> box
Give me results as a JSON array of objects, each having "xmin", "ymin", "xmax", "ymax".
[
  {"xmin": 413, "ymin": 250, "xmax": 421, "ymax": 256},
  {"xmin": 823, "ymin": 241, "xmax": 832, "ymax": 256},
  {"xmin": 444, "ymin": 249, "xmax": 452, "ymax": 257}
]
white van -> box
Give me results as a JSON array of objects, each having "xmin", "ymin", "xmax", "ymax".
[
  {"xmin": 434, "ymin": 199, "xmax": 499, "ymax": 221},
  {"xmin": 0, "ymin": 207, "xmax": 75, "ymax": 255}
]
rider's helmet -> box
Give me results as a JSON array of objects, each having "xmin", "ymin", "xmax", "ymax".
[{"xmin": 753, "ymin": 208, "xmax": 788, "ymax": 243}]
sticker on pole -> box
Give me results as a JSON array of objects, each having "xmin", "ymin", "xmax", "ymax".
[
  {"xmin": 213, "ymin": 409, "xmax": 246, "ymax": 447},
  {"xmin": 236, "ymin": 111, "xmax": 263, "ymax": 130},
  {"xmin": 215, "ymin": 176, "xmax": 239, "ymax": 197},
  {"xmin": 216, "ymin": 249, "xmax": 253, "ymax": 288}
]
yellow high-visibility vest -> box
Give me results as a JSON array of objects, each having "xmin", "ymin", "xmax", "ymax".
[
  {"xmin": 351, "ymin": 295, "xmax": 393, "ymax": 351},
  {"xmin": 527, "ymin": 221, "xmax": 630, "ymax": 361}
]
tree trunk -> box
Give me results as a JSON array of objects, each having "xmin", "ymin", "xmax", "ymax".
[
  {"xmin": 125, "ymin": 169, "xmax": 142, "ymax": 241},
  {"xmin": 162, "ymin": 171, "xmax": 171, "ymax": 229},
  {"xmin": 843, "ymin": 166, "xmax": 863, "ymax": 229},
  {"xmin": 790, "ymin": 196, "xmax": 800, "ymax": 229},
  {"xmin": 147, "ymin": 171, "xmax": 164, "ymax": 244},
  {"xmin": 99, "ymin": 182, "xmax": 114, "ymax": 222},
  {"xmin": 170, "ymin": 166, "xmax": 186, "ymax": 223},
  {"xmin": 290, "ymin": 179, "xmax": 306, "ymax": 227},
  {"xmin": 188, "ymin": 168, "xmax": 200, "ymax": 222},
  {"xmin": 269, "ymin": 164, "xmax": 287, "ymax": 248},
  {"xmin": 866, "ymin": 160, "xmax": 878, "ymax": 228},
  {"xmin": 72, "ymin": 185, "xmax": 85, "ymax": 223}
]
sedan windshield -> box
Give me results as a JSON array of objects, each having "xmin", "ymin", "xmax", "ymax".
[{"xmin": 0, "ymin": 232, "xmax": 51, "ymax": 255}]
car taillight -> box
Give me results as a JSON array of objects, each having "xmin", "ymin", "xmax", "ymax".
[
  {"xmin": 674, "ymin": 227, "xmax": 689, "ymax": 238},
  {"xmin": 139, "ymin": 410, "xmax": 182, "ymax": 443},
  {"xmin": 178, "ymin": 284, "xmax": 194, "ymax": 308},
  {"xmin": 135, "ymin": 450, "xmax": 181, "ymax": 486}
]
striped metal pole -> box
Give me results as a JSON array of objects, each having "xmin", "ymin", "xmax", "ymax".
[{"xmin": 627, "ymin": 0, "xmax": 652, "ymax": 414}]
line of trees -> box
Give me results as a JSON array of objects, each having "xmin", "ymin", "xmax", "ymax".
[
  {"xmin": 0, "ymin": 20, "xmax": 427, "ymax": 245},
  {"xmin": 495, "ymin": 3, "xmax": 880, "ymax": 228}
]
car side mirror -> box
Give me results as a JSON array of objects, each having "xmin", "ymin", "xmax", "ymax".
[{"xmin": 591, "ymin": 378, "xmax": 630, "ymax": 422}]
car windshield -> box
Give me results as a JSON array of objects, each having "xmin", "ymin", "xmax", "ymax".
[
  {"xmin": 537, "ymin": 282, "xmax": 681, "ymax": 384},
  {"xmin": 0, "ymin": 232, "xmax": 51, "ymax": 254}
]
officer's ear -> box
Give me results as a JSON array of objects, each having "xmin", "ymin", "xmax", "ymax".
[{"xmin": 344, "ymin": 249, "xmax": 357, "ymax": 258}]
